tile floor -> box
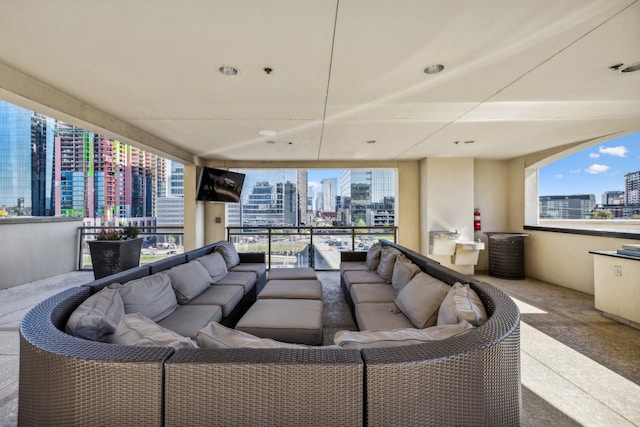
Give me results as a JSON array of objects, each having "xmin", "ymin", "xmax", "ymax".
[{"xmin": 1, "ymin": 270, "xmax": 639, "ymax": 426}]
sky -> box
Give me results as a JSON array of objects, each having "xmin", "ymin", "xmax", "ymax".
[{"xmin": 539, "ymin": 132, "xmax": 640, "ymax": 200}]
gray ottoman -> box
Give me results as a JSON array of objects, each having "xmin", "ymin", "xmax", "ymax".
[
  {"xmin": 236, "ymin": 299, "xmax": 323, "ymax": 345},
  {"xmin": 267, "ymin": 267, "xmax": 317, "ymax": 280},
  {"xmin": 258, "ymin": 279, "xmax": 323, "ymax": 300}
]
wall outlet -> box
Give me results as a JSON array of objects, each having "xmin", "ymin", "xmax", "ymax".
[{"xmin": 614, "ymin": 265, "xmax": 622, "ymax": 277}]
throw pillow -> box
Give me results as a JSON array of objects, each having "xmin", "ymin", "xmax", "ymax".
[
  {"xmin": 166, "ymin": 260, "xmax": 214, "ymax": 304},
  {"xmin": 395, "ymin": 272, "xmax": 450, "ymax": 328},
  {"xmin": 196, "ymin": 252, "xmax": 228, "ymax": 282},
  {"xmin": 365, "ymin": 243, "xmax": 383, "ymax": 270},
  {"xmin": 196, "ymin": 322, "xmax": 309, "ymax": 349},
  {"xmin": 376, "ymin": 247, "xmax": 401, "ymax": 282},
  {"xmin": 214, "ymin": 241, "xmax": 240, "ymax": 268},
  {"xmin": 111, "ymin": 312, "xmax": 195, "ymax": 349},
  {"xmin": 391, "ymin": 255, "xmax": 421, "ymax": 294},
  {"xmin": 437, "ymin": 282, "xmax": 488, "ymax": 327},
  {"xmin": 333, "ymin": 321, "xmax": 474, "ymax": 349},
  {"xmin": 65, "ymin": 287, "xmax": 124, "ymax": 342},
  {"xmin": 111, "ymin": 273, "xmax": 178, "ymax": 322}
]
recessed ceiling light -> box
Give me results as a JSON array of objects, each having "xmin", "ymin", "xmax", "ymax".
[
  {"xmin": 258, "ymin": 129, "xmax": 277, "ymax": 137},
  {"xmin": 621, "ymin": 62, "xmax": 640, "ymax": 73},
  {"xmin": 218, "ymin": 65, "xmax": 239, "ymax": 76},
  {"xmin": 423, "ymin": 64, "xmax": 445, "ymax": 74}
]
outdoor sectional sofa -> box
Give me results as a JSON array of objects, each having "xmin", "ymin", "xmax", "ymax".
[{"xmin": 19, "ymin": 239, "xmax": 521, "ymax": 426}]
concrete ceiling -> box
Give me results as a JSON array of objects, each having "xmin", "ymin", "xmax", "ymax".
[{"xmin": 0, "ymin": 0, "xmax": 639, "ymax": 165}]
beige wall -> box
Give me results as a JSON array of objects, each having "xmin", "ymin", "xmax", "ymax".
[
  {"xmin": 473, "ymin": 159, "xmax": 510, "ymax": 270},
  {"xmin": 420, "ymin": 157, "xmax": 476, "ymax": 274}
]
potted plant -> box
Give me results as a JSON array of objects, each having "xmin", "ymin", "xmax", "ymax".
[{"xmin": 88, "ymin": 226, "xmax": 143, "ymax": 279}]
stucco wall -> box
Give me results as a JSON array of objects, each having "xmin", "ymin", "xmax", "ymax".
[{"xmin": 0, "ymin": 217, "xmax": 81, "ymax": 289}]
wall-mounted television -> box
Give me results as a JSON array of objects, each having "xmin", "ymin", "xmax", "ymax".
[{"xmin": 195, "ymin": 167, "xmax": 245, "ymax": 203}]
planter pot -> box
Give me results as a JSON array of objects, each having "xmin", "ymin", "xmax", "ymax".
[{"xmin": 88, "ymin": 237, "xmax": 143, "ymax": 279}]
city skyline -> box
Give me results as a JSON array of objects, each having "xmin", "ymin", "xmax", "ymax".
[{"xmin": 539, "ymin": 132, "xmax": 640, "ymax": 199}]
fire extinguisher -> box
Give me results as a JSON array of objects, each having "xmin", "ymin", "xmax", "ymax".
[{"xmin": 474, "ymin": 208, "xmax": 482, "ymax": 231}]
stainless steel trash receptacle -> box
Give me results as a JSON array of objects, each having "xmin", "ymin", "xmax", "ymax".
[{"xmin": 485, "ymin": 232, "xmax": 529, "ymax": 279}]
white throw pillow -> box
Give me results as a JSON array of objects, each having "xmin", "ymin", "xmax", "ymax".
[
  {"xmin": 196, "ymin": 322, "xmax": 309, "ymax": 349},
  {"xmin": 391, "ymin": 255, "xmax": 421, "ymax": 294},
  {"xmin": 196, "ymin": 252, "xmax": 229, "ymax": 282},
  {"xmin": 437, "ymin": 282, "xmax": 488, "ymax": 327},
  {"xmin": 333, "ymin": 321, "xmax": 474, "ymax": 349},
  {"xmin": 214, "ymin": 241, "xmax": 241, "ymax": 268},
  {"xmin": 112, "ymin": 312, "xmax": 195, "ymax": 349},
  {"xmin": 167, "ymin": 260, "xmax": 214, "ymax": 304},
  {"xmin": 65, "ymin": 287, "xmax": 124, "ymax": 342},
  {"xmin": 111, "ymin": 273, "xmax": 178, "ymax": 322},
  {"xmin": 395, "ymin": 272, "xmax": 450, "ymax": 328}
]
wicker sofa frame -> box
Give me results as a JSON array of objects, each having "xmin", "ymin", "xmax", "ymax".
[{"xmin": 19, "ymin": 240, "xmax": 520, "ymax": 426}]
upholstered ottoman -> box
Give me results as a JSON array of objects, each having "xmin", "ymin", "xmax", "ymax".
[
  {"xmin": 235, "ymin": 299, "xmax": 323, "ymax": 345},
  {"xmin": 258, "ymin": 279, "xmax": 323, "ymax": 300},
  {"xmin": 267, "ymin": 267, "xmax": 317, "ymax": 280}
]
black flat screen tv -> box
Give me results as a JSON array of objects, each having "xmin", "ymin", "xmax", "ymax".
[{"xmin": 196, "ymin": 167, "xmax": 245, "ymax": 203}]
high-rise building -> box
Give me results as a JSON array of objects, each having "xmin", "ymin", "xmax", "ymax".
[
  {"xmin": 168, "ymin": 161, "xmax": 184, "ymax": 197},
  {"xmin": 624, "ymin": 171, "xmax": 640, "ymax": 205},
  {"xmin": 339, "ymin": 170, "xmax": 395, "ymax": 225},
  {"xmin": 0, "ymin": 100, "xmax": 55, "ymax": 215},
  {"xmin": 539, "ymin": 194, "xmax": 596, "ymax": 219},
  {"xmin": 54, "ymin": 122, "xmax": 167, "ymax": 222},
  {"xmin": 321, "ymin": 177, "xmax": 338, "ymax": 212},
  {"xmin": 602, "ymin": 191, "xmax": 625, "ymax": 205}
]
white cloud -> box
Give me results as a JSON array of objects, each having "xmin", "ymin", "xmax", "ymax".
[
  {"xmin": 589, "ymin": 153, "xmax": 600, "ymax": 159},
  {"xmin": 599, "ymin": 146, "xmax": 628, "ymax": 157},
  {"xmin": 554, "ymin": 174, "xmax": 563, "ymax": 180},
  {"xmin": 570, "ymin": 169, "xmax": 581, "ymax": 174},
  {"xmin": 585, "ymin": 164, "xmax": 610, "ymax": 174}
]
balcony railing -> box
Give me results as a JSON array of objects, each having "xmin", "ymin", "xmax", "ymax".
[
  {"xmin": 78, "ymin": 225, "xmax": 396, "ymax": 272},
  {"xmin": 226, "ymin": 226, "xmax": 397, "ymax": 270},
  {"xmin": 78, "ymin": 225, "xmax": 185, "ymax": 271}
]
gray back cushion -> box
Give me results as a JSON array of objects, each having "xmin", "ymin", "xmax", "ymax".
[
  {"xmin": 214, "ymin": 241, "xmax": 240, "ymax": 268},
  {"xmin": 365, "ymin": 243, "xmax": 383, "ymax": 270},
  {"xmin": 167, "ymin": 260, "xmax": 214, "ymax": 304},
  {"xmin": 376, "ymin": 247, "xmax": 401, "ymax": 282},
  {"xmin": 391, "ymin": 255, "xmax": 421, "ymax": 294},
  {"xmin": 196, "ymin": 252, "xmax": 229, "ymax": 282},
  {"xmin": 395, "ymin": 272, "xmax": 450, "ymax": 328},
  {"xmin": 112, "ymin": 273, "xmax": 178, "ymax": 322}
]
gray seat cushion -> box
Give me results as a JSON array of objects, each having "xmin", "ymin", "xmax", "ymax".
[
  {"xmin": 188, "ymin": 285, "xmax": 245, "ymax": 317},
  {"xmin": 350, "ymin": 283, "xmax": 396, "ymax": 304},
  {"xmin": 229, "ymin": 263, "xmax": 266, "ymax": 279},
  {"xmin": 340, "ymin": 261, "xmax": 370, "ymax": 277},
  {"xmin": 157, "ymin": 304, "xmax": 222, "ymax": 338},
  {"xmin": 355, "ymin": 302, "xmax": 414, "ymax": 331},
  {"xmin": 343, "ymin": 270, "xmax": 386, "ymax": 291},
  {"xmin": 258, "ymin": 279, "xmax": 323, "ymax": 300},
  {"xmin": 214, "ymin": 271, "xmax": 256, "ymax": 295},
  {"xmin": 236, "ymin": 299, "xmax": 323, "ymax": 345},
  {"xmin": 267, "ymin": 267, "xmax": 317, "ymax": 280}
]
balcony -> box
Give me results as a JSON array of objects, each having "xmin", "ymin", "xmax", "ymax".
[{"xmin": 1, "ymin": 219, "xmax": 639, "ymax": 425}]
